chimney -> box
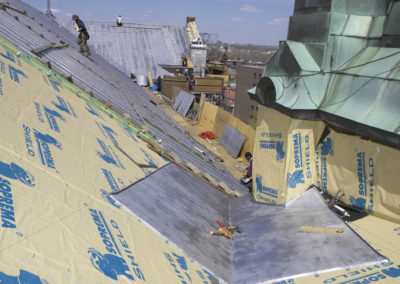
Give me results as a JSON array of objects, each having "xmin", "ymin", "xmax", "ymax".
[{"xmin": 45, "ymin": 0, "xmax": 52, "ymax": 16}]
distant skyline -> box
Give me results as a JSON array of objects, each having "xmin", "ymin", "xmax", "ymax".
[{"xmin": 23, "ymin": 0, "xmax": 295, "ymax": 45}]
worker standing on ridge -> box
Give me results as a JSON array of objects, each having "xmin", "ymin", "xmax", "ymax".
[
  {"xmin": 116, "ymin": 15, "xmax": 123, "ymax": 27},
  {"xmin": 72, "ymin": 15, "xmax": 91, "ymax": 57},
  {"xmin": 240, "ymin": 152, "xmax": 253, "ymax": 192}
]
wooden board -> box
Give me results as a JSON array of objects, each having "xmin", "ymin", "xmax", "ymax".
[{"xmin": 299, "ymin": 226, "xmax": 345, "ymax": 235}]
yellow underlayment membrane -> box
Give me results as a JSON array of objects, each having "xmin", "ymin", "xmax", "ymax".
[
  {"xmin": 0, "ymin": 37, "xmax": 213, "ymax": 283},
  {"xmin": 254, "ymin": 105, "xmax": 400, "ymax": 283},
  {"xmin": 253, "ymin": 105, "xmax": 325, "ymax": 205}
]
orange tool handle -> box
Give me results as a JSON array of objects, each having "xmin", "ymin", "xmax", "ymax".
[{"xmin": 216, "ymin": 220, "xmax": 225, "ymax": 227}]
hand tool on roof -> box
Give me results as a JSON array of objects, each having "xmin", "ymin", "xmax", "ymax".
[
  {"xmin": 210, "ymin": 220, "xmax": 241, "ymax": 240},
  {"xmin": 327, "ymin": 189, "xmax": 350, "ymax": 218}
]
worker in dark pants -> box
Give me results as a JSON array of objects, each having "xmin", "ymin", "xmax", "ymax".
[
  {"xmin": 116, "ymin": 15, "xmax": 123, "ymax": 27},
  {"xmin": 240, "ymin": 152, "xmax": 253, "ymax": 192},
  {"xmin": 72, "ymin": 15, "xmax": 91, "ymax": 57}
]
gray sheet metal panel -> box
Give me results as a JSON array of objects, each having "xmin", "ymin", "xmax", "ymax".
[
  {"xmin": 0, "ymin": 10, "xmax": 49, "ymax": 50},
  {"xmin": 3, "ymin": 0, "xmax": 80, "ymax": 48},
  {"xmin": 177, "ymin": 91, "xmax": 194, "ymax": 117},
  {"xmin": 113, "ymin": 163, "xmax": 232, "ymax": 283},
  {"xmin": 6, "ymin": 9, "xmax": 61, "ymax": 44},
  {"xmin": 219, "ymin": 124, "xmax": 246, "ymax": 159},
  {"xmin": 172, "ymin": 90, "xmax": 185, "ymax": 110},
  {"xmin": 230, "ymin": 189, "xmax": 386, "ymax": 284},
  {"xmin": 57, "ymin": 19, "xmax": 190, "ymax": 78}
]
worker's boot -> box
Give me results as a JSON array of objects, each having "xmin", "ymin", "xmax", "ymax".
[{"xmin": 85, "ymin": 46, "xmax": 91, "ymax": 57}]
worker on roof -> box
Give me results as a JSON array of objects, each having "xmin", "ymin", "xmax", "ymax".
[
  {"xmin": 72, "ymin": 15, "xmax": 91, "ymax": 57},
  {"xmin": 240, "ymin": 152, "xmax": 253, "ymax": 192},
  {"xmin": 116, "ymin": 15, "xmax": 123, "ymax": 27},
  {"xmin": 181, "ymin": 57, "xmax": 188, "ymax": 67}
]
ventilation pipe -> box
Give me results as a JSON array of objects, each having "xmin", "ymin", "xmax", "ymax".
[{"xmin": 45, "ymin": 0, "xmax": 52, "ymax": 16}]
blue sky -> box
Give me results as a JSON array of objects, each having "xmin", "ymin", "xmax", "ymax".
[{"xmin": 23, "ymin": 0, "xmax": 295, "ymax": 45}]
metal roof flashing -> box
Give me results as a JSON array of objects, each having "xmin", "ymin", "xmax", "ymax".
[{"xmin": 113, "ymin": 166, "xmax": 387, "ymax": 283}]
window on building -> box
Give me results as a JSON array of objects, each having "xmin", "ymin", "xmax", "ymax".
[
  {"xmin": 251, "ymin": 105, "xmax": 254, "ymax": 110},
  {"xmin": 253, "ymin": 72, "xmax": 256, "ymax": 78}
]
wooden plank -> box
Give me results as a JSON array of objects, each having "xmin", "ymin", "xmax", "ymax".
[
  {"xmin": 194, "ymin": 86, "xmax": 223, "ymax": 93},
  {"xmin": 148, "ymin": 71, "xmax": 153, "ymax": 87},
  {"xmin": 163, "ymin": 75, "xmax": 187, "ymax": 82},
  {"xmin": 168, "ymin": 152, "xmax": 183, "ymax": 164},
  {"xmin": 31, "ymin": 43, "xmax": 54, "ymax": 55},
  {"xmin": 217, "ymin": 182, "xmax": 242, "ymax": 198},
  {"xmin": 201, "ymin": 173, "xmax": 218, "ymax": 186},
  {"xmin": 185, "ymin": 162, "xmax": 201, "ymax": 175},
  {"xmin": 299, "ymin": 226, "xmax": 344, "ymax": 235},
  {"xmin": 31, "ymin": 42, "xmax": 69, "ymax": 55},
  {"xmin": 195, "ymin": 78, "xmax": 224, "ymax": 86}
]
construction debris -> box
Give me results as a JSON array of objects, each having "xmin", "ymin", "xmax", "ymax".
[{"xmin": 199, "ymin": 131, "xmax": 215, "ymax": 139}]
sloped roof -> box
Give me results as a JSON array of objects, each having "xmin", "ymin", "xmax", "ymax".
[
  {"xmin": 0, "ymin": 0, "xmax": 244, "ymax": 195},
  {"xmin": 57, "ymin": 19, "xmax": 191, "ymax": 78},
  {"xmin": 252, "ymin": 0, "xmax": 400, "ymax": 148}
]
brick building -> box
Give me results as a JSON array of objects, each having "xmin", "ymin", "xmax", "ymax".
[{"xmin": 233, "ymin": 65, "xmax": 264, "ymax": 124}]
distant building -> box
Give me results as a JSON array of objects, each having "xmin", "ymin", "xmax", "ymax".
[
  {"xmin": 223, "ymin": 88, "xmax": 235, "ymax": 113},
  {"xmin": 233, "ymin": 65, "xmax": 264, "ymax": 124}
]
